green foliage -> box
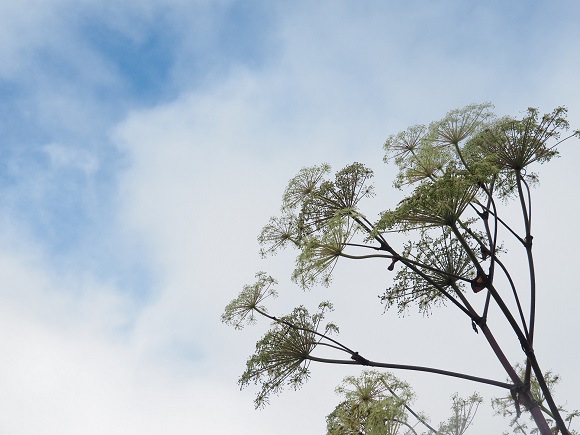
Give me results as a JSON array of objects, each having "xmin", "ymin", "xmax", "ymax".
[
  {"xmin": 238, "ymin": 301, "xmax": 338, "ymax": 408},
  {"xmin": 463, "ymin": 107, "xmax": 569, "ymax": 199},
  {"xmin": 383, "ymin": 104, "xmax": 571, "ymax": 210}
]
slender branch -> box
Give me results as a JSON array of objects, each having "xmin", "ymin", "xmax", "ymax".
[
  {"xmin": 522, "ymin": 173, "xmax": 533, "ymax": 230},
  {"xmin": 452, "ymin": 223, "xmax": 531, "ymax": 342},
  {"xmin": 360, "ymin": 214, "xmax": 390, "ymax": 247},
  {"xmin": 485, "ymin": 281, "xmax": 528, "ymax": 348},
  {"xmin": 482, "ymin": 290, "xmax": 491, "ymax": 322},
  {"xmin": 547, "ymin": 132, "xmax": 578, "ymax": 151},
  {"xmin": 254, "ymin": 302, "xmax": 517, "ymax": 409},
  {"xmin": 345, "ymin": 242, "xmax": 385, "ymax": 250},
  {"xmin": 456, "ymin": 220, "xmax": 529, "ymax": 338},
  {"xmin": 339, "ymin": 248, "xmax": 473, "ymax": 285},
  {"xmin": 383, "ymin": 381, "xmax": 438, "ymax": 434},
  {"xmin": 339, "ymin": 252, "xmax": 393, "ymax": 261},
  {"xmin": 449, "ymin": 282, "xmax": 479, "ymax": 321},
  {"xmin": 315, "ymin": 342, "xmax": 353, "ymax": 352},
  {"xmin": 475, "ymin": 201, "xmax": 525, "ymax": 245},
  {"xmin": 450, "ymin": 224, "xmax": 485, "ymax": 277},
  {"xmin": 393, "ymin": 418, "xmax": 419, "ymax": 435},
  {"xmin": 515, "ymin": 169, "xmax": 531, "ymax": 235},
  {"xmin": 305, "ymin": 355, "xmax": 514, "ymax": 390},
  {"xmin": 493, "ymin": 255, "xmax": 530, "ymax": 339},
  {"xmin": 351, "ymin": 215, "xmax": 376, "ymax": 238}
]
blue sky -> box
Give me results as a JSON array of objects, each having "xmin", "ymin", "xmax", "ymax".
[{"xmin": 0, "ymin": 1, "xmax": 579, "ymax": 433}]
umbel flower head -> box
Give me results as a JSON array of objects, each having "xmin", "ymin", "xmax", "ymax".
[
  {"xmin": 377, "ymin": 168, "xmax": 480, "ymax": 231},
  {"xmin": 292, "ymin": 215, "xmax": 357, "ymax": 289},
  {"xmin": 259, "ymin": 163, "xmax": 374, "ymax": 288},
  {"xmin": 260, "ymin": 162, "xmax": 374, "ymax": 253},
  {"xmin": 258, "ymin": 214, "xmax": 300, "ymax": 257},
  {"xmin": 429, "ymin": 102, "xmax": 495, "ymax": 147},
  {"xmin": 282, "ymin": 163, "xmax": 331, "ymax": 212},
  {"xmin": 327, "ymin": 370, "xmax": 415, "ymax": 435},
  {"xmin": 239, "ymin": 302, "xmax": 338, "ymax": 408},
  {"xmin": 473, "ymin": 106, "xmax": 568, "ymax": 171},
  {"xmin": 221, "ymin": 272, "xmax": 277, "ymax": 330},
  {"xmin": 384, "ymin": 103, "xmax": 495, "ymax": 189},
  {"xmin": 381, "ymin": 228, "xmax": 476, "ymax": 315},
  {"xmin": 384, "ymin": 124, "xmax": 429, "ymax": 166}
]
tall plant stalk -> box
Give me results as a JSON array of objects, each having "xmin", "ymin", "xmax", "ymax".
[{"xmin": 223, "ymin": 104, "xmax": 579, "ymax": 434}]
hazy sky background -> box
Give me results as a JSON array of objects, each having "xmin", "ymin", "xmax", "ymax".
[{"xmin": 0, "ymin": 1, "xmax": 579, "ymax": 433}]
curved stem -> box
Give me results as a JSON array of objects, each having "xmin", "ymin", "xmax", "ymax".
[
  {"xmin": 339, "ymin": 252, "xmax": 393, "ymax": 260},
  {"xmin": 493, "ymin": 255, "xmax": 530, "ymax": 339},
  {"xmin": 456, "ymin": 220, "xmax": 529, "ymax": 338},
  {"xmin": 339, "ymin": 249, "xmax": 472, "ymax": 285},
  {"xmin": 448, "ymin": 222, "xmax": 555, "ymax": 432},
  {"xmin": 516, "ymin": 172, "xmax": 536, "ymax": 392},
  {"xmin": 344, "ymin": 242, "xmax": 385, "ymax": 250},
  {"xmin": 451, "ymin": 223, "xmax": 530, "ymax": 343},
  {"xmin": 450, "ymin": 224, "xmax": 485, "ymax": 277}
]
